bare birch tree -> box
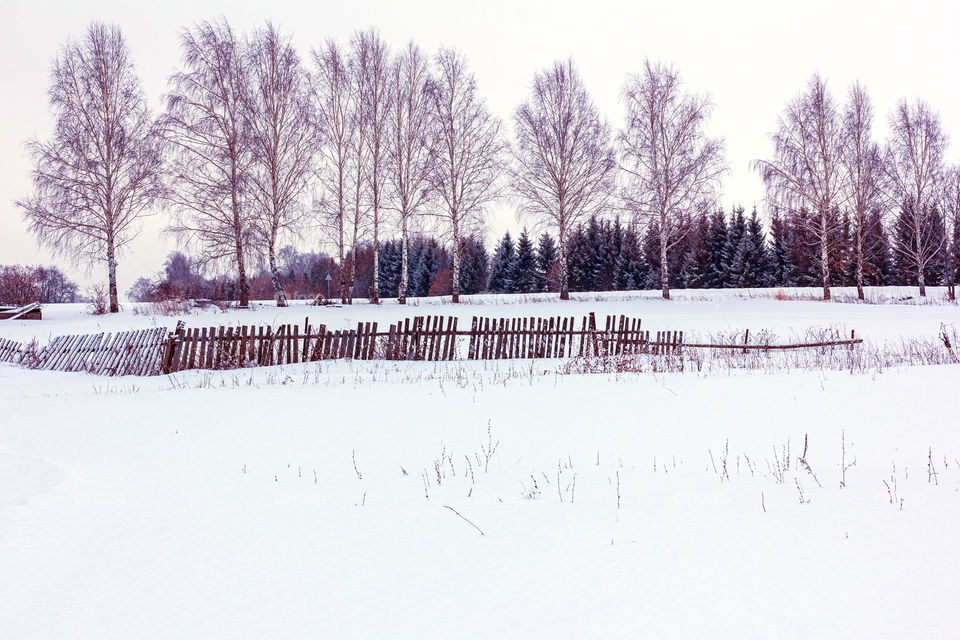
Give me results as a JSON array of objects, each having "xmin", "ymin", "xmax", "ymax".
[
  {"xmin": 353, "ymin": 28, "xmax": 391, "ymax": 303},
  {"xmin": 883, "ymin": 99, "xmax": 948, "ymax": 297},
  {"xmin": 510, "ymin": 59, "xmax": 616, "ymax": 300},
  {"xmin": 387, "ymin": 41, "xmax": 435, "ymax": 305},
  {"xmin": 840, "ymin": 82, "xmax": 885, "ymax": 301},
  {"xmin": 162, "ymin": 18, "xmax": 254, "ymax": 307},
  {"xmin": 618, "ymin": 59, "xmax": 727, "ymax": 300},
  {"xmin": 244, "ymin": 23, "xmax": 318, "ymax": 306},
  {"xmin": 753, "ymin": 74, "xmax": 847, "ymax": 300},
  {"xmin": 343, "ymin": 34, "xmax": 371, "ymax": 303},
  {"xmin": 428, "ymin": 47, "xmax": 507, "ymax": 303},
  {"xmin": 312, "ymin": 39, "xmax": 354, "ymax": 303},
  {"xmin": 17, "ymin": 23, "xmax": 163, "ymax": 313}
]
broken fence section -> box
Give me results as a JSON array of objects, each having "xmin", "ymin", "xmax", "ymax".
[
  {"xmin": 0, "ymin": 337, "xmax": 24, "ymax": 363},
  {"xmin": 30, "ymin": 327, "xmax": 168, "ymax": 375},
  {"xmin": 0, "ymin": 302, "xmax": 42, "ymax": 320}
]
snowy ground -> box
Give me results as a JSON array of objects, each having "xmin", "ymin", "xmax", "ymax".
[{"xmin": 1, "ymin": 288, "xmax": 959, "ymax": 638}]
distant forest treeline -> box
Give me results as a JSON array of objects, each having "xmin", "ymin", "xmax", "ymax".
[{"xmin": 128, "ymin": 202, "xmax": 957, "ymax": 302}]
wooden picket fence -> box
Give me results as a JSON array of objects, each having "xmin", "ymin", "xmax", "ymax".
[
  {"xmin": 161, "ymin": 320, "xmax": 383, "ymax": 373},
  {"xmin": 0, "ymin": 337, "xmax": 24, "ymax": 363},
  {"xmin": 2, "ymin": 313, "xmax": 686, "ymax": 377},
  {"xmin": 30, "ymin": 327, "xmax": 168, "ymax": 375},
  {"xmin": 160, "ymin": 313, "xmax": 678, "ymax": 372},
  {"xmin": 463, "ymin": 314, "xmax": 680, "ymax": 360},
  {"xmin": 2, "ymin": 313, "xmax": 868, "ymax": 378}
]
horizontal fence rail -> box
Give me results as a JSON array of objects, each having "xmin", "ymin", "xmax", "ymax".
[{"xmin": 2, "ymin": 313, "xmax": 864, "ymax": 378}]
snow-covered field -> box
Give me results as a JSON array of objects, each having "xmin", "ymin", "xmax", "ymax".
[{"xmin": 1, "ymin": 288, "xmax": 959, "ymax": 638}]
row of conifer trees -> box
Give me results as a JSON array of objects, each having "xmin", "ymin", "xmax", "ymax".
[{"xmin": 336, "ymin": 204, "xmax": 960, "ymax": 298}]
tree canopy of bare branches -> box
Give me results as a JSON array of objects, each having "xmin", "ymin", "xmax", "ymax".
[
  {"xmin": 387, "ymin": 41, "xmax": 435, "ymax": 304},
  {"xmin": 353, "ymin": 28, "xmax": 391, "ymax": 303},
  {"xmin": 619, "ymin": 59, "xmax": 727, "ymax": 300},
  {"xmin": 753, "ymin": 74, "xmax": 847, "ymax": 300},
  {"xmin": 313, "ymin": 39, "xmax": 355, "ymax": 303},
  {"xmin": 428, "ymin": 47, "xmax": 507, "ymax": 303},
  {"xmin": 17, "ymin": 23, "xmax": 164, "ymax": 313},
  {"xmin": 244, "ymin": 23, "xmax": 319, "ymax": 306},
  {"xmin": 883, "ymin": 99, "xmax": 949, "ymax": 296},
  {"xmin": 840, "ymin": 82, "xmax": 884, "ymax": 300},
  {"xmin": 510, "ymin": 59, "xmax": 616, "ymax": 300},
  {"xmin": 162, "ymin": 18, "xmax": 255, "ymax": 307}
]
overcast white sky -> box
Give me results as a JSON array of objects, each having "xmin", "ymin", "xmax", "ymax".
[{"xmin": 2, "ymin": 0, "xmax": 958, "ymax": 294}]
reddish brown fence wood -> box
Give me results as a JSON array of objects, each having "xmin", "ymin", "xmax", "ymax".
[{"xmin": 11, "ymin": 313, "xmax": 866, "ymax": 378}]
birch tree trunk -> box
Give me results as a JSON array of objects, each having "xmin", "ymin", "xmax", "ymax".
[{"xmin": 451, "ymin": 217, "xmax": 461, "ymax": 303}]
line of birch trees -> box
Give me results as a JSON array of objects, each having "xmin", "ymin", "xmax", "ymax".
[{"xmin": 17, "ymin": 20, "xmax": 960, "ymax": 312}]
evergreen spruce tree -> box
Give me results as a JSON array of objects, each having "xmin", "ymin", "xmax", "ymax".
[
  {"xmin": 377, "ymin": 240, "xmax": 402, "ymax": 298},
  {"xmin": 862, "ymin": 209, "xmax": 892, "ymax": 285},
  {"xmin": 590, "ymin": 217, "xmax": 617, "ymax": 291},
  {"xmin": 405, "ymin": 239, "xmax": 426, "ymax": 297},
  {"xmin": 768, "ymin": 212, "xmax": 793, "ymax": 286},
  {"xmin": 679, "ymin": 214, "xmax": 711, "ymax": 288},
  {"xmin": 614, "ymin": 226, "xmax": 646, "ymax": 290},
  {"xmin": 583, "ymin": 216, "xmax": 601, "ymax": 291},
  {"xmin": 458, "ymin": 236, "xmax": 489, "ymax": 295},
  {"xmin": 535, "ymin": 232, "xmax": 558, "ymax": 292},
  {"xmin": 892, "ymin": 204, "xmax": 947, "ymax": 286},
  {"xmin": 488, "ymin": 232, "xmax": 516, "ymax": 293},
  {"xmin": 788, "ymin": 209, "xmax": 820, "ymax": 287},
  {"xmin": 606, "ymin": 218, "xmax": 625, "ymax": 290},
  {"xmin": 736, "ymin": 209, "xmax": 772, "ymax": 287},
  {"xmin": 407, "ymin": 237, "xmax": 446, "ymax": 298},
  {"xmin": 705, "ymin": 209, "xmax": 728, "ymax": 288},
  {"xmin": 566, "ymin": 225, "xmax": 593, "ymax": 292},
  {"xmin": 641, "ymin": 222, "xmax": 662, "ymax": 290},
  {"xmin": 721, "ymin": 207, "xmax": 747, "ymax": 287},
  {"xmin": 833, "ymin": 212, "xmax": 855, "ymax": 286},
  {"xmin": 512, "ymin": 228, "xmax": 538, "ymax": 293}
]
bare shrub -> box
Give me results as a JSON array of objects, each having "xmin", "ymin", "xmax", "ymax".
[
  {"xmin": 86, "ymin": 284, "xmax": 109, "ymax": 315},
  {"xmin": 132, "ymin": 297, "xmax": 193, "ymax": 316}
]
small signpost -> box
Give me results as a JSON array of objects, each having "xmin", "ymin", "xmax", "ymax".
[{"xmin": 325, "ymin": 273, "xmax": 332, "ymax": 301}]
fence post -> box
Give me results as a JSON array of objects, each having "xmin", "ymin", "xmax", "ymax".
[{"xmin": 162, "ymin": 321, "xmax": 185, "ymax": 374}]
